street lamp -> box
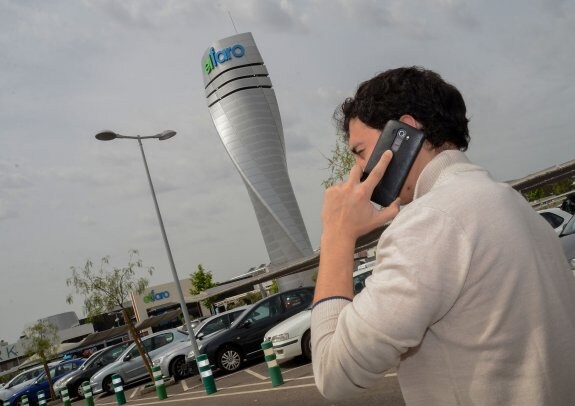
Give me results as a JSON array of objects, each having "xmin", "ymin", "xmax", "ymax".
[{"xmin": 95, "ymin": 130, "xmax": 201, "ymax": 358}]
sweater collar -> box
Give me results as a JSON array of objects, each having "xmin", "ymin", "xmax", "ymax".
[{"xmin": 414, "ymin": 150, "xmax": 471, "ymax": 199}]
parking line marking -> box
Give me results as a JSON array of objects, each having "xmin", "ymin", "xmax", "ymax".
[
  {"xmin": 243, "ymin": 368, "xmax": 268, "ymax": 380},
  {"xmin": 385, "ymin": 372, "xmax": 397, "ymax": 377},
  {"xmin": 112, "ymin": 383, "xmax": 319, "ymax": 405},
  {"xmin": 181, "ymin": 379, "xmax": 189, "ymax": 391},
  {"xmin": 281, "ymin": 364, "xmax": 311, "ymax": 375},
  {"xmin": 130, "ymin": 387, "xmax": 140, "ymax": 399},
  {"xmin": 95, "ymin": 376, "xmax": 320, "ymax": 405}
]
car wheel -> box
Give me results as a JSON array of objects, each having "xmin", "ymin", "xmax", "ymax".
[
  {"xmin": 170, "ymin": 356, "xmax": 190, "ymax": 380},
  {"xmin": 75, "ymin": 383, "xmax": 85, "ymax": 399},
  {"xmin": 217, "ymin": 346, "xmax": 242, "ymax": 373},
  {"xmin": 301, "ymin": 330, "xmax": 312, "ymax": 361},
  {"xmin": 14, "ymin": 397, "xmax": 23, "ymax": 406},
  {"xmin": 102, "ymin": 375, "xmax": 117, "ymax": 395}
]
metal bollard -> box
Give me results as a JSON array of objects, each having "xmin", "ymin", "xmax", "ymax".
[
  {"xmin": 61, "ymin": 387, "xmax": 72, "ymax": 406},
  {"xmin": 152, "ymin": 365, "xmax": 167, "ymax": 400},
  {"xmin": 37, "ymin": 391, "xmax": 47, "ymax": 406},
  {"xmin": 21, "ymin": 395, "xmax": 29, "ymax": 406},
  {"xmin": 82, "ymin": 381, "xmax": 95, "ymax": 406},
  {"xmin": 112, "ymin": 374, "xmax": 126, "ymax": 405},
  {"xmin": 196, "ymin": 354, "xmax": 217, "ymax": 395},
  {"xmin": 261, "ymin": 340, "xmax": 284, "ymax": 387}
]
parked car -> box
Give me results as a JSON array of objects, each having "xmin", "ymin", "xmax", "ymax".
[
  {"xmin": 154, "ymin": 306, "xmax": 251, "ymax": 379},
  {"xmin": 6, "ymin": 359, "xmax": 84, "ymax": 406},
  {"xmin": 89, "ymin": 328, "xmax": 188, "ymax": 395},
  {"xmin": 188, "ymin": 287, "xmax": 314, "ymax": 373},
  {"xmin": 538, "ymin": 208, "xmax": 573, "ymax": 234},
  {"xmin": 0, "ymin": 365, "xmax": 48, "ymax": 405},
  {"xmin": 53, "ymin": 342, "xmax": 130, "ymax": 399},
  {"xmin": 560, "ymin": 212, "xmax": 575, "ymax": 276},
  {"xmin": 264, "ymin": 266, "xmax": 375, "ymax": 362},
  {"xmin": 189, "ymin": 317, "xmax": 209, "ymax": 330}
]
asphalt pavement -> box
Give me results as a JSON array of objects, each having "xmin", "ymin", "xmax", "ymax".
[{"xmin": 65, "ymin": 357, "xmax": 405, "ymax": 406}]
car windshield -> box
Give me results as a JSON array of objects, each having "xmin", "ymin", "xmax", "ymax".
[
  {"xmin": 82, "ymin": 350, "xmax": 105, "ymax": 369},
  {"xmin": 561, "ymin": 214, "xmax": 575, "ymax": 237},
  {"xmin": 7, "ymin": 370, "xmax": 37, "ymax": 387}
]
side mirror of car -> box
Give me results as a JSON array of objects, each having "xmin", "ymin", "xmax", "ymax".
[
  {"xmin": 124, "ymin": 354, "xmax": 132, "ymax": 362},
  {"xmin": 196, "ymin": 332, "xmax": 205, "ymax": 340},
  {"xmin": 240, "ymin": 320, "xmax": 252, "ymax": 328}
]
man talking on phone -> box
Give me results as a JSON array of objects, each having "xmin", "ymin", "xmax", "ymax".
[{"xmin": 311, "ymin": 66, "xmax": 575, "ymax": 405}]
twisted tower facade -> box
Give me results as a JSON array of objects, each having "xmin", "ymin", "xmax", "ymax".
[{"xmin": 201, "ymin": 32, "xmax": 314, "ymax": 290}]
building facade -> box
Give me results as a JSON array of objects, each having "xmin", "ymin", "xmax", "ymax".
[
  {"xmin": 0, "ymin": 312, "xmax": 93, "ymax": 372},
  {"xmin": 129, "ymin": 279, "xmax": 204, "ymax": 325},
  {"xmin": 201, "ymin": 32, "xmax": 314, "ymax": 290}
]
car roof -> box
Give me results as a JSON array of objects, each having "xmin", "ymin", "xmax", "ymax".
[
  {"xmin": 235, "ymin": 287, "xmax": 314, "ymax": 319},
  {"xmin": 194, "ymin": 305, "xmax": 252, "ymax": 331}
]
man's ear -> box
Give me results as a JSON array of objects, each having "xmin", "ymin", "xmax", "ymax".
[
  {"xmin": 398, "ymin": 114, "xmax": 421, "ymax": 129},
  {"xmin": 422, "ymin": 139, "xmax": 435, "ymax": 151}
]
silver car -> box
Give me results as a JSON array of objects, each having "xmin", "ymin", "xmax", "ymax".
[
  {"xmin": 152, "ymin": 306, "xmax": 251, "ymax": 379},
  {"xmin": 89, "ymin": 328, "xmax": 189, "ymax": 394}
]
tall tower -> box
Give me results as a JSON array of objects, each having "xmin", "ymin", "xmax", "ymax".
[{"xmin": 201, "ymin": 32, "xmax": 314, "ymax": 290}]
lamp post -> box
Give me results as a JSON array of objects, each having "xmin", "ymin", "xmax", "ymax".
[{"xmin": 95, "ymin": 130, "xmax": 201, "ymax": 358}]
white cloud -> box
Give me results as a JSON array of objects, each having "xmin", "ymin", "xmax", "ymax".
[{"xmin": 0, "ymin": 0, "xmax": 574, "ymax": 343}]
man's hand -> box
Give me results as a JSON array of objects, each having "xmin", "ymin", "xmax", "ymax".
[
  {"xmin": 314, "ymin": 150, "xmax": 400, "ymax": 303},
  {"xmin": 321, "ymin": 150, "xmax": 401, "ymax": 241}
]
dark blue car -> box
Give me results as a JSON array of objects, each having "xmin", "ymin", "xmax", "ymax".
[{"xmin": 7, "ymin": 359, "xmax": 84, "ymax": 406}]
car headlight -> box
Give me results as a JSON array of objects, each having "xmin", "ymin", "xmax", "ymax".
[{"xmin": 271, "ymin": 333, "xmax": 289, "ymax": 342}]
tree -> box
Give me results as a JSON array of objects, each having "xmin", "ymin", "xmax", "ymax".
[
  {"xmin": 322, "ymin": 131, "xmax": 355, "ymax": 189},
  {"xmin": 190, "ymin": 264, "xmax": 217, "ymax": 311},
  {"xmin": 269, "ymin": 279, "xmax": 279, "ymax": 294},
  {"xmin": 22, "ymin": 320, "xmax": 59, "ymax": 400},
  {"xmin": 242, "ymin": 291, "xmax": 263, "ymax": 305},
  {"xmin": 66, "ymin": 249, "xmax": 155, "ymax": 380}
]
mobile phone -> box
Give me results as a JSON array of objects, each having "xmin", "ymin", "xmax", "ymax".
[{"xmin": 360, "ymin": 120, "xmax": 425, "ymax": 206}]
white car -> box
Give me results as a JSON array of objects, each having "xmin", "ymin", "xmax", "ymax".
[
  {"xmin": 559, "ymin": 213, "xmax": 575, "ymax": 276},
  {"xmin": 264, "ymin": 264, "xmax": 375, "ymax": 362},
  {"xmin": 264, "ymin": 306, "xmax": 312, "ymax": 361},
  {"xmin": 538, "ymin": 208, "xmax": 573, "ymax": 234}
]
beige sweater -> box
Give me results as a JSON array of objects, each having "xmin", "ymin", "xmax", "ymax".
[{"xmin": 312, "ymin": 151, "xmax": 575, "ymax": 405}]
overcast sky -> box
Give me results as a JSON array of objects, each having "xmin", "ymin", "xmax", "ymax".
[{"xmin": 1, "ymin": 0, "xmax": 573, "ymax": 343}]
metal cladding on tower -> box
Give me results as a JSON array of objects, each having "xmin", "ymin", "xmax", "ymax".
[{"xmin": 201, "ymin": 32, "xmax": 314, "ymax": 289}]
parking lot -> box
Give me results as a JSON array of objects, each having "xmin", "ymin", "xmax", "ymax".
[{"xmin": 80, "ymin": 357, "xmax": 405, "ymax": 406}]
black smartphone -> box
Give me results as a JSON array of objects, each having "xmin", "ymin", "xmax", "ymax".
[{"xmin": 360, "ymin": 120, "xmax": 425, "ymax": 206}]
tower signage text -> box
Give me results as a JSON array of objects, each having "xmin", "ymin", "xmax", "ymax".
[{"xmin": 204, "ymin": 44, "xmax": 245, "ymax": 74}]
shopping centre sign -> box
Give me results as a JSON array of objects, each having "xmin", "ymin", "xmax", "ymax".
[
  {"xmin": 204, "ymin": 44, "xmax": 245, "ymax": 74},
  {"xmin": 143, "ymin": 290, "xmax": 170, "ymax": 303}
]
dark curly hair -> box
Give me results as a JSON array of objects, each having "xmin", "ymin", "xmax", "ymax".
[{"xmin": 335, "ymin": 66, "xmax": 470, "ymax": 150}]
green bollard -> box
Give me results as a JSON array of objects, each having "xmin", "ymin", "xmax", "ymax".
[
  {"xmin": 82, "ymin": 381, "xmax": 95, "ymax": 406},
  {"xmin": 112, "ymin": 374, "xmax": 126, "ymax": 405},
  {"xmin": 37, "ymin": 390, "xmax": 47, "ymax": 406},
  {"xmin": 152, "ymin": 365, "xmax": 167, "ymax": 400},
  {"xmin": 196, "ymin": 354, "xmax": 217, "ymax": 395},
  {"xmin": 61, "ymin": 388, "xmax": 72, "ymax": 406},
  {"xmin": 21, "ymin": 395, "xmax": 29, "ymax": 406},
  {"xmin": 261, "ymin": 340, "xmax": 284, "ymax": 387}
]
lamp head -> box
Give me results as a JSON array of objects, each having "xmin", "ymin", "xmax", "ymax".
[
  {"xmin": 95, "ymin": 131, "xmax": 119, "ymax": 141},
  {"xmin": 158, "ymin": 130, "xmax": 176, "ymax": 141}
]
